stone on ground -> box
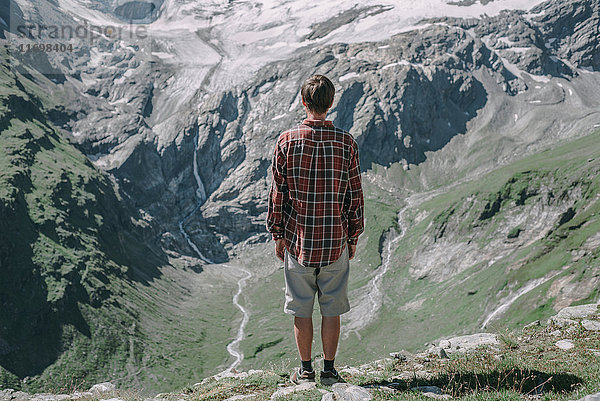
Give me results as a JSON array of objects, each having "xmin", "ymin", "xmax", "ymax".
[
  {"xmin": 438, "ymin": 333, "xmax": 499, "ymax": 354},
  {"xmin": 89, "ymin": 383, "xmax": 116, "ymax": 393},
  {"xmin": 325, "ymin": 383, "xmax": 371, "ymax": 401},
  {"xmin": 411, "ymin": 386, "xmax": 451, "ymax": 399},
  {"xmin": 270, "ymin": 382, "xmax": 316, "ymax": 400},
  {"xmin": 556, "ymin": 339, "xmax": 575, "ymax": 350}
]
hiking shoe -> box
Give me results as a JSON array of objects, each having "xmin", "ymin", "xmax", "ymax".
[
  {"xmin": 320, "ymin": 369, "xmax": 345, "ymax": 386},
  {"xmin": 290, "ymin": 368, "xmax": 315, "ymax": 384}
]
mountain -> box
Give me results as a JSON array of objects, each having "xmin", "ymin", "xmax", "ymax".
[
  {"xmin": 0, "ymin": 46, "xmax": 245, "ymax": 392},
  {"xmin": 0, "ymin": 0, "xmax": 599, "ymax": 392}
]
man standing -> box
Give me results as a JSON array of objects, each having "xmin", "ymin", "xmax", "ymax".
[{"xmin": 266, "ymin": 74, "xmax": 365, "ymax": 385}]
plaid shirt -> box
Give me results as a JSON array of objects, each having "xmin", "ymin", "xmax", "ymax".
[{"xmin": 266, "ymin": 119, "xmax": 364, "ymax": 268}]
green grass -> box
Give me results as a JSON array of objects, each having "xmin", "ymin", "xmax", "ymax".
[
  {"xmin": 146, "ymin": 313, "xmax": 600, "ymax": 401},
  {"xmin": 336, "ymin": 129, "xmax": 600, "ymax": 362}
]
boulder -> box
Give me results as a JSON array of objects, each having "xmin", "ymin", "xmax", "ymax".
[
  {"xmin": 582, "ymin": 320, "xmax": 600, "ymax": 331},
  {"xmin": 555, "ymin": 339, "xmax": 575, "ymax": 350},
  {"xmin": 89, "ymin": 383, "xmax": 116, "ymax": 393},
  {"xmin": 328, "ymin": 383, "xmax": 372, "ymax": 401},
  {"xmin": 438, "ymin": 333, "xmax": 499, "ymax": 354},
  {"xmin": 577, "ymin": 392, "xmax": 600, "ymax": 401},
  {"xmin": 550, "ymin": 303, "xmax": 600, "ymax": 326},
  {"xmin": 270, "ymin": 382, "xmax": 316, "ymax": 400}
]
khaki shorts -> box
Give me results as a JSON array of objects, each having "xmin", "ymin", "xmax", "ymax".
[{"xmin": 283, "ymin": 245, "xmax": 351, "ymax": 318}]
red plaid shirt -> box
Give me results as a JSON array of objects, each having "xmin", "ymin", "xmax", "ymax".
[{"xmin": 266, "ymin": 119, "xmax": 364, "ymax": 268}]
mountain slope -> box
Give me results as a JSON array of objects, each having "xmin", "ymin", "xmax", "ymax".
[
  {"xmin": 229, "ymin": 128, "xmax": 600, "ymax": 372},
  {"xmin": 0, "ymin": 46, "xmax": 240, "ymax": 393}
]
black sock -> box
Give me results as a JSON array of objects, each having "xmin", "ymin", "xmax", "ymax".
[
  {"xmin": 324, "ymin": 359, "xmax": 335, "ymax": 372},
  {"xmin": 301, "ymin": 360, "xmax": 313, "ymax": 372}
]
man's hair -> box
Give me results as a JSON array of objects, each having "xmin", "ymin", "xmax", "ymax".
[{"xmin": 301, "ymin": 74, "xmax": 335, "ymax": 114}]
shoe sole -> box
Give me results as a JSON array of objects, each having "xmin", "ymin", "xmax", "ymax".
[
  {"xmin": 290, "ymin": 372, "xmax": 315, "ymax": 385},
  {"xmin": 320, "ymin": 377, "xmax": 340, "ymax": 386}
]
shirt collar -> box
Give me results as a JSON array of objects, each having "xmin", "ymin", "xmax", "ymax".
[{"xmin": 303, "ymin": 119, "xmax": 334, "ymax": 127}]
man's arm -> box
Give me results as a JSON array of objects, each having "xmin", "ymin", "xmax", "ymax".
[
  {"xmin": 345, "ymin": 140, "xmax": 364, "ymax": 253},
  {"xmin": 266, "ymin": 138, "xmax": 288, "ymax": 256}
]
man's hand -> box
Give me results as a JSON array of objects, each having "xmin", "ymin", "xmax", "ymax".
[
  {"xmin": 348, "ymin": 243, "xmax": 356, "ymax": 260},
  {"xmin": 275, "ymin": 238, "xmax": 286, "ymax": 261}
]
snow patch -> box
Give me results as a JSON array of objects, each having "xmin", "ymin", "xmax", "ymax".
[
  {"xmin": 152, "ymin": 51, "xmax": 175, "ymax": 59},
  {"xmin": 339, "ymin": 72, "xmax": 360, "ymax": 82}
]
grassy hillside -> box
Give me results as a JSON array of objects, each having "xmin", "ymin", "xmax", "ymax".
[
  {"xmin": 340, "ymin": 129, "xmax": 600, "ymax": 361},
  {"xmin": 232, "ymin": 128, "xmax": 600, "ymax": 374},
  {"xmin": 0, "ymin": 45, "xmax": 239, "ymax": 393},
  {"xmin": 59, "ymin": 304, "xmax": 600, "ymax": 400}
]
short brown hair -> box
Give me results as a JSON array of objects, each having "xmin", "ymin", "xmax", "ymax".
[{"xmin": 301, "ymin": 74, "xmax": 335, "ymax": 114}]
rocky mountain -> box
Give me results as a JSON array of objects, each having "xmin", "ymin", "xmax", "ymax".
[{"xmin": 0, "ymin": 0, "xmax": 599, "ymax": 393}]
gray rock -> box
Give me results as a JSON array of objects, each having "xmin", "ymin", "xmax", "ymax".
[
  {"xmin": 411, "ymin": 386, "xmax": 451, "ymax": 399},
  {"xmin": 270, "ymin": 382, "xmax": 316, "ymax": 400},
  {"xmin": 30, "ymin": 396, "xmax": 70, "ymax": 401},
  {"xmin": 577, "ymin": 392, "xmax": 600, "ymax": 401},
  {"xmin": 441, "ymin": 333, "xmax": 499, "ymax": 354},
  {"xmin": 89, "ymin": 382, "xmax": 116, "ymax": 393},
  {"xmin": 224, "ymin": 395, "xmax": 256, "ymax": 401},
  {"xmin": 582, "ymin": 320, "xmax": 600, "ymax": 331},
  {"xmin": 429, "ymin": 346, "xmax": 448, "ymax": 359},
  {"xmin": 330, "ymin": 383, "xmax": 372, "ymax": 401},
  {"xmin": 555, "ymin": 339, "xmax": 575, "ymax": 350},
  {"xmin": 553, "ymin": 303, "xmax": 600, "ymax": 320},
  {"xmin": 321, "ymin": 393, "xmax": 334, "ymax": 401},
  {"xmin": 550, "ymin": 303, "xmax": 600, "ymax": 327}
]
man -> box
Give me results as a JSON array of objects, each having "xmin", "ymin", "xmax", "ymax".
[{"xmin": 266, "ymin": 74, "xmax": 365, "ymax": 385}]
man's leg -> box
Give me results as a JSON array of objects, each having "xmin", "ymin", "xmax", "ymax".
[
  {"xmin": 321, "ymin": 315, "xmax": 340, "ymax": 361},
  {"xmin": 294, "ymin": 316, "xmax": 313, "ymax": 362}
]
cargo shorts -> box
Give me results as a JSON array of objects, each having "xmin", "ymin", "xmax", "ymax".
[{"xmin": 283, "ymin": 245, "xmax": 351, "ymax": 318}]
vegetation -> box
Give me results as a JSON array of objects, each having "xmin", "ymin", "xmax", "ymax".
[{"xmin": 62, "ymin": 308, "xmax": 598, "ymax": 400}]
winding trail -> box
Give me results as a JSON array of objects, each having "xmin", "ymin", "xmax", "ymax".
[
  {"xmin": 223, "ymin": 266, "xmax": 252, "ymax": 372},
  {"xmin": 481, "ymin": 269, "xmax": 565, "ymax": 329},
  {"xmin": 343, "ymin": 186, "xmax": 458, "ymax": 340},
  {"xmin": 178, "ymin": 125, "xmax": 253, "ymax": 372},
  {"xmin": 343, "ymin": 204, "xmax": 410, "ymax": 339}
]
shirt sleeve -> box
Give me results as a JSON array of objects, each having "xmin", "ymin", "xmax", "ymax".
[
  {"xmin": 345, "ymin": 140, "xmax": 364, "ymax": 245},
  {"xmin": 266, "ymin": 137, "xmax": 288, "ymax": 240}
]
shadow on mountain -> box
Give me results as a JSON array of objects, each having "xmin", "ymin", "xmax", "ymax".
[
  {"xmin": 333, "ymin": 69, "xmax": 488, "ymax": 172},
  {"xmin": 0, "ymin": 57, "xmax": 171, "ymax": 388},
  {"xmin": 365, "ymin": 368, "xmax": 582, "ymax": 396}
]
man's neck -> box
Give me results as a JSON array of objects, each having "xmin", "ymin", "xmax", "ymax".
[{"xmin": 305, "ymin": 111, "xmax": 328, "ymax": 121}]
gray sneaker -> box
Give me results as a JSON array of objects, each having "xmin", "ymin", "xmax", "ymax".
[
  {"xmin": 290, "ymin": 368, "xmax": 315, "ymax": 384},
  {"xmin": 320, "ymin": 369, "xmax": 345, "ymax": 386}
]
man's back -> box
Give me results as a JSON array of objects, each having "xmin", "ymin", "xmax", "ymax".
[
  {"xmin": 267, "ymin": 74, "xmax": 363, "ymax": 384},
  {"xmin": 267, "ymin": 118, "xmax": 364, "ymax": 268}
]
